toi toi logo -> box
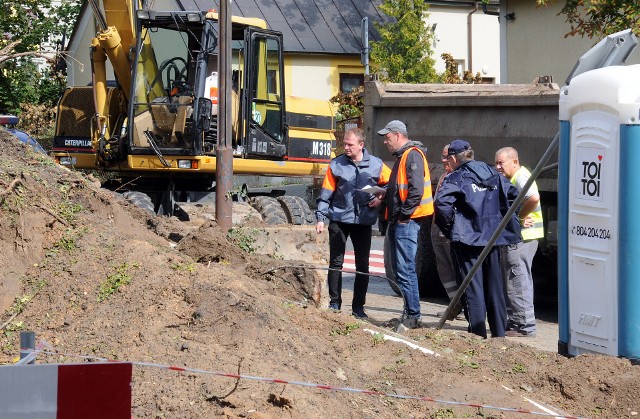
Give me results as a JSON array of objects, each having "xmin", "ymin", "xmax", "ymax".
[{"xmin": 581, "ymin": 155, "xmax": 602, "ymax": 197}]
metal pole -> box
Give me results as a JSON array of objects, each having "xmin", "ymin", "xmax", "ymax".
[
  {"xmin": 215, "ymin": 0, "xmax": 233, "ymax": 231},
  {"xmin": 436, "ymin": 132, "xmax": 560, "ymax": 329},
  {"xmin": 19, "ymin": 331, "xmax": 35, "ymax": 364},
  {"xmin": 361, "ymin": 17, "xmax": 369, "ymax": 75}
]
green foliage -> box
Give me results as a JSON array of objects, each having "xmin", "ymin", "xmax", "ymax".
[
  {"xmin": 98, "ymin": 263, "xmax": 138, "ymax": 302},
  {"xmin": 0, "ymin": 60, "xmax": 41, "ymax": 114},
  {"xmin": 6, "ymin": 278, "xmax": 47, "ymax": 317},
  {"xmin": 227, "ymin": 228, "xmax": 257, "ymax": 253},
  {"xmin": 1, "ymin": 1, "xmax": 53, "ymax": 53},
  {"xmin": 372, "ymin": 332, "xmax": 386, "ymax": 346},
  {"xmin": 2, "ymin": 321, "xmax": 25, "ymax": 338},
  {"xmin": 0, "ymin": 1, "xmax": 81, "ymax": 115},
  {"xmin": 457, "ymin": 349, "xmax": 480, "ymax": 369},
  {"xmin": 512, "ymin": 362, "xmax": 527, "ymax": 373},
  {"xmin": 537, "ymin": 0, "xmax": 640, "ymax": 38},
  {"xmin": 57, "ymin": 201, "xmax": 84, "ymax": 224},
  {"xmin": 330, "ymin": 322, "xmax": 360, "ymax": 336},
  {"xmin": 47, "ymin": 227, "xmax": 86, "ymax": 256},
  {"xmin": 431, "ymin": 408, "xmax": 457, "ymax": 418},
  {"xmin": 370, "ymin": 0, "xmax": 438, "ymax": 83},
  {"xmin": 171, "ymin": 262, "xmax": 197, "ymax": 273},
  {"xmin": 441, "ymin": 53, "xmax": 483, "ymax": 84},
  {"xmin": 54, "ymin": 235, "xmax": 77, "ymax": 252},
  {"xmin": 329, "ymin": 86, "xmax": 364, "ymax": 122}
]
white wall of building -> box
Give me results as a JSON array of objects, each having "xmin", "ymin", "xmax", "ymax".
[
  {"xmin": 428, "ymin": 4, "xmax": 501, "ymax": 83},
  {"xmin": 500, "ymin": 0, "xmax": 640, "ymax": 85}
]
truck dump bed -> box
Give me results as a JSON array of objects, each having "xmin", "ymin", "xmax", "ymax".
[{"xmin": 364, "ymin": 80, "xmax": 560, "ymax": 192}]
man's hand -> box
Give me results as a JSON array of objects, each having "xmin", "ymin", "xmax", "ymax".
[
  {"xmin": 316, "ymin": 221, "xmax": 325, "ymax": 234},
  {"xmin": 521, "ymin": 214, "xmax": 534, "ymax": 228},
  {"xmin": 368, "ymin": 196, "xmax": 383, "ymax": 208}
]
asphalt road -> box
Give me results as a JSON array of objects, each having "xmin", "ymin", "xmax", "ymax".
[{"xmin": 340, "ymin": 232, "xmax": 560, "ymax": 352}]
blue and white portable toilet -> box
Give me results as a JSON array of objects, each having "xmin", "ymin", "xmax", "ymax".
[{"xmin": 558, "ymin": 64, "xmax": 640, "ymax": 360}]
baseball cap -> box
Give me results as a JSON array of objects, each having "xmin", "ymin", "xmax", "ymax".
[
  {"xmin": 448, "ymin": 139, "xmax": 471, "ymax": 155},
  {"xmin": 377, "ymin": 120, "xmax": 407, "ymax": 136}
]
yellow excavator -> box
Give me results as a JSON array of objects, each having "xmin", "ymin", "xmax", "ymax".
[{"xmin": 52, "ymin": 0, "xmax": 335, "ymax": 220}]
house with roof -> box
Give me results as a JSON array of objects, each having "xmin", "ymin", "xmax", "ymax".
[
  {"xmin": 64, "ymin": 0, "xmax": 501, "ymax": 102},
  {"xmin": 498, "ymin": 0, "xmax": 640, "ymax": 85}
]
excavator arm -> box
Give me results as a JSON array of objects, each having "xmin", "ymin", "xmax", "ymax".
[{"xmin": 88, "ymin": 0, "xmax": 164, "ymax": 159}]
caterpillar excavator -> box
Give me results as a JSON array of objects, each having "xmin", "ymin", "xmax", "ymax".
[{"xmin": 51, "ymin": 0, "xmax": 335, "ymax": 221}]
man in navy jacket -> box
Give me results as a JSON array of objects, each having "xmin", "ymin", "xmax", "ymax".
[{"xmin": 434, "ymin": 139, "xmax": 521, "ymax": 338}]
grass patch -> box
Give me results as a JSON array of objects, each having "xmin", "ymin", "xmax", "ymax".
[
  {"xmin": 330, "ymin": 322, "xmax": 360, "ymax": 336},
  {"xmin": 171, "ymin": 262, "xmax": 197, "ymax": 273},
  {"xmin": 97, "ymin": 262, "xmax": 139, "ymax": 302},
  {"xmin": 57, "ymin": 201, "xmax": 84, "ymax": 223},
  {"xmin": 227, "ymin": 228, "xmax": 258, "ymax": 253}
]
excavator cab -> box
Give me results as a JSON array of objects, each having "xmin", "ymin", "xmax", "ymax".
[{"xmin": 121, "ymin": 10, "xmax": 288, "ymax": 163}]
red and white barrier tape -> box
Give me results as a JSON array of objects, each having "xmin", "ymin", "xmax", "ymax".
[{"xmin": 21, "ymin": 348, "xmax": 583, "ymax": 418}]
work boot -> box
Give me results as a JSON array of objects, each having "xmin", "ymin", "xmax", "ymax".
[
  {"xmin": 351, "ymin": 306, "xmax": 368, "ymax": 319},
  {"xmin": 394, "ymin": 316, "xmax": 421, "ymax": 333},
  {"xmin": 505, "ymin": 328, "xmax": 536, "ymax": 337}
]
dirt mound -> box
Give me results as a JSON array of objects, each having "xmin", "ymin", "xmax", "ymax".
[{"xmin": 1, "ymin": 128, "xmax": 639, "ymax": 418}]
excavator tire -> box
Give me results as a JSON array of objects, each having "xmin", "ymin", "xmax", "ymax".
[
  {"xmin": 276, "ymin": 196, "xmax": 314, "ymax": 225},
  {"xmin": 249, "ymin": 196, "xmax": 288, "ymax": 225},
  {"xmin": 123, "ymin": 191, "xmax": 155, "ymax": 215}
]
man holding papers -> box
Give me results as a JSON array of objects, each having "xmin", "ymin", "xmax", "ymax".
[{"xmin": 316, "ymin": 128, "xmax": 390, "ymax": 318}]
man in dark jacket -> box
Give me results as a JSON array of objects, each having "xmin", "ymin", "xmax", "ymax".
[
  {"xmin": 378, "ymin": 120, "xmax": 434, "ymax": 331},
  {"xmin": 434, "ymin": 139, "xmax": 521, "ymax": 338},
  {"xmin": 316, "ymin": 128, "xmax": 390, "ymax": 318}
]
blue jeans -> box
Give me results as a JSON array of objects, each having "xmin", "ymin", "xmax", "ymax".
[{"xmin": 388, "ymin": 220, "xmax": 421, "ymax": 318}]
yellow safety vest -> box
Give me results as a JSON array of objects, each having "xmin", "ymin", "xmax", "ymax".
[
  {"xmin": 511, "ymin": 167, "xmax": 544, "ymax": 240},
  {"xmin": 397, "ymin": 146, "xmax": 434, "ymax": 218}
]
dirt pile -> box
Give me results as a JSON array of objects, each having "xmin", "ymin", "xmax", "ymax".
[{"xmin": 1, "ymin": 129, "xmax": 639, "ymax": 418}]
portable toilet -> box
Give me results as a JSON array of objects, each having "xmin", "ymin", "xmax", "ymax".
[{"xmin": 558, "ymin": 64, "xmax": 640, "ymax": 360}]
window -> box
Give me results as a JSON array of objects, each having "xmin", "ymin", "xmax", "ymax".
[{"xmin": 339, "ymin": 73, "xmax": 364, "ymax": 93}]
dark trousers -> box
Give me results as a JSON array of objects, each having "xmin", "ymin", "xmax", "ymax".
[
  {"xmin": 327, "ymin": 221, "xmax": 372, "ymax": 308},
  {"xmin": 450, "ymin": 242, "xmax": 506, "ymax": 338}
]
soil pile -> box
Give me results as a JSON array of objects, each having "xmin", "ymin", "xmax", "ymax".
[{"xmin": 1, "ymin": 129, "xmax": 638, "ymax": 418}]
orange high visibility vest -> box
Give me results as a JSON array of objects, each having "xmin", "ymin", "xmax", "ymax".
[{"xmin": 397, "ymin": 146, "xmax": 434, "ymax": 218}]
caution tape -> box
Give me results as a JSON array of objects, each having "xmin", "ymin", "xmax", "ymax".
[{"xmin": 21, "ymin": 347, "xmax": 584, "ymax": 418}]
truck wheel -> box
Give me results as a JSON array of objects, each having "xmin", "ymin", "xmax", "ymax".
[
  {"xmin": 277, "ymin": 196, "xmax": 314, "ymax": 225},
  {"xmin": 123, "ymin": 191, "xmax": 155, "ymax": 215},
  {"xmin": 250, "ymin": 196, "xmax": 288, "ymax": 224},
  {"xmin": 383, "ymin": 234, "xmax": 402, "ymax": 296}
]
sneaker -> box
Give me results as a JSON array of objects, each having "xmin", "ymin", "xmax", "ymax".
[
  {"xmin": 505, "ymin": 329, "xmax": 536, "ymax": 338},
  {"xmin": 328, "ymin": 303, "xmax": 340, "ymax": 311},
  {"xmin": 394, "ymin": 316, "xmax": 421, "ymax": 333},
  {"xmin": 352, "ymin": 307, "xmax": 368, "ymax": 319}
]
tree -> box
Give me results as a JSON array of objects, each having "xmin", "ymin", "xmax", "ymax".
[
  {"xmin": 537, "ymin": 0, "xmax": 640, "ymax": 39},
  {"xmin": 370, "ymin": 0, "xmax": 438, "ymax": 83},
  {"xmin": 0, "ymin": 1, "xmax": 81, "ymax": 114}
]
